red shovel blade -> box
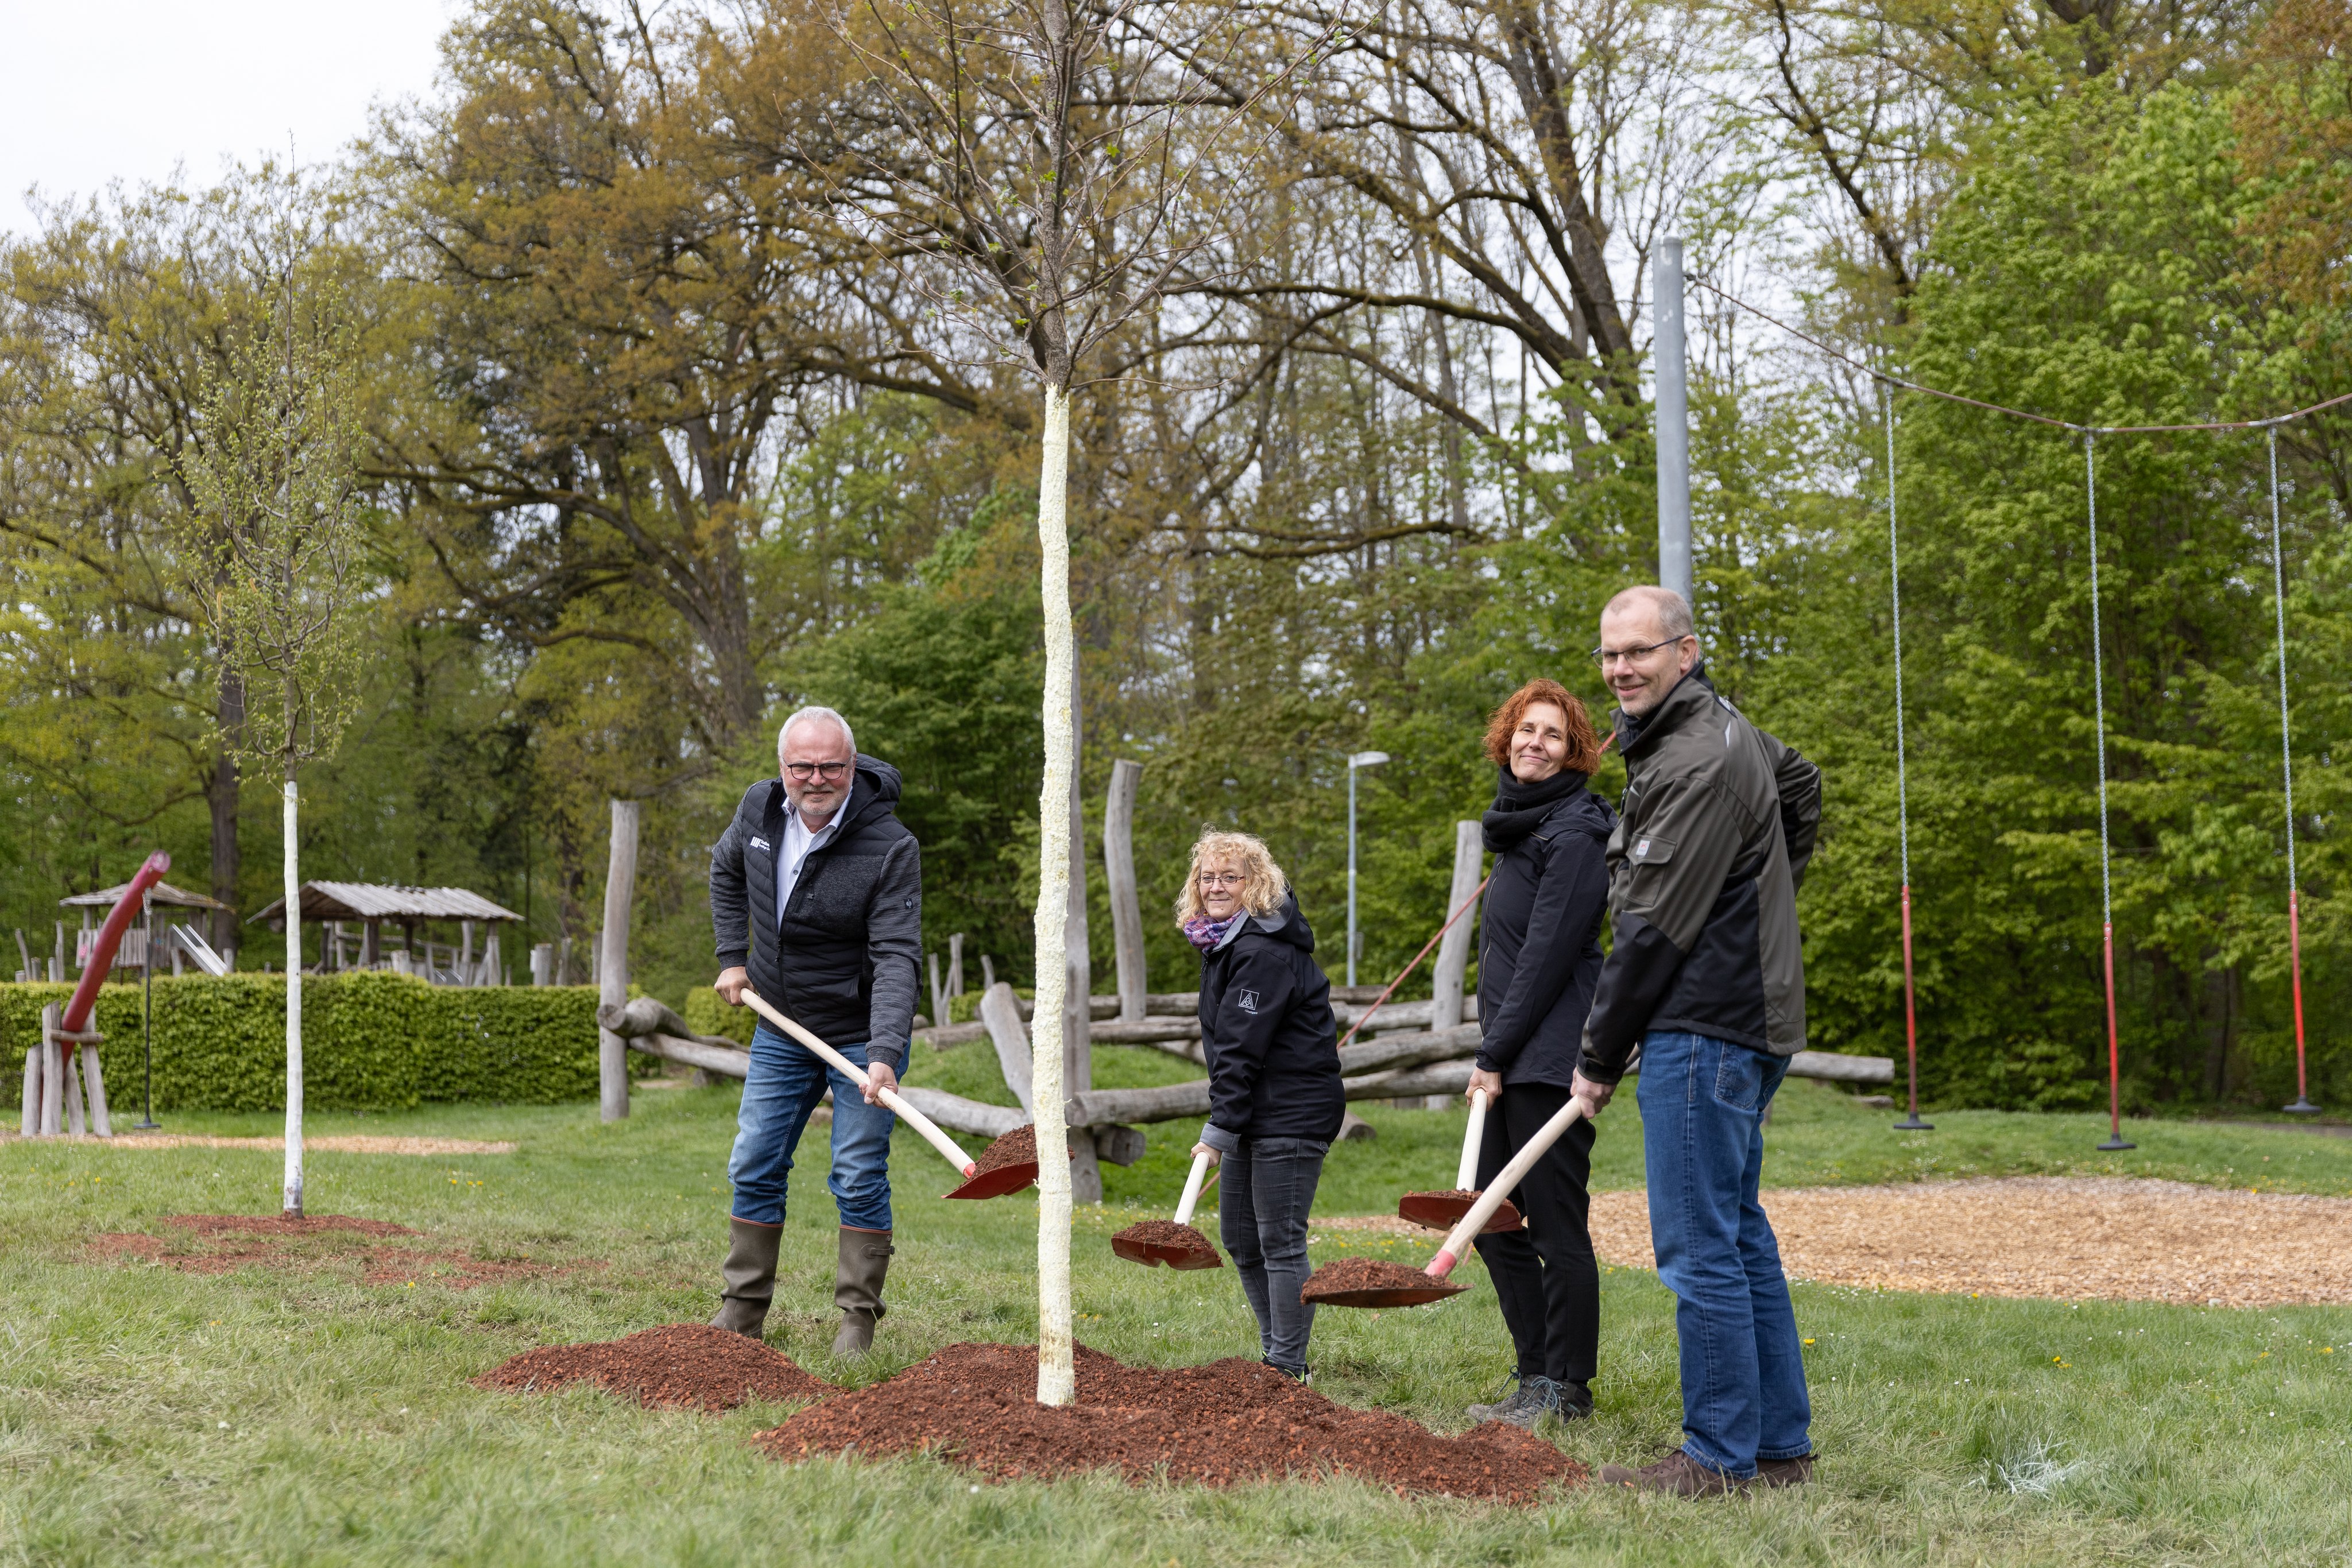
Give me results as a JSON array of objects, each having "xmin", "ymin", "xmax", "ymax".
[
  {"xmin": 1111, "ymin": 1221, "xmax": 1223, "ymax": 1270},
  {"xmin": 1300, "ymin": 1257, "xmax": 1469, "ymax": 1309},
  {"xmin": 1396, "ymin": 1189, "xmax": 1522, "ymax": 1234},
  {"xmin": 943, "ymin": 1161, "xmax": 1038, "ymax": 1200}
]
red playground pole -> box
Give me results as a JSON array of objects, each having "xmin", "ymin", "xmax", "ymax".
[
  {"xmin": 1894, "ymin": 884, "xmax": 1931, "ymax": 1130},
  {"xmin": 60, "ymin": 852, "xmax": 171, "ymax": 1035},
  {"xmin": 2097, "ymin": 920, "xmax": 2133, "ymax": 1151},
  {"xmin": 2285, "ymin": 890, "xmax": 2318, "ymax": 1113}
]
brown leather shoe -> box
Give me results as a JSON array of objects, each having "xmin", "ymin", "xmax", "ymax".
[
  {"xmin": 1754, "ymin": 1453, "xmax": 1815, "ymax": 1488},
  {"xmin": 1595, "ymin": 1450, "xmax": 1746, "ymax": 1496}
]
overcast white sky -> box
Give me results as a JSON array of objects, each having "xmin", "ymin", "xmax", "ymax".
[{"xmin": 0, "ymin": 0, "xmax": 457, "ymax": 233}]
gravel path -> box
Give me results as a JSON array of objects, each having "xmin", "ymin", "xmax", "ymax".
[{"xmin": 1316, "ymin": 1178, "xmax": 2352, "ymax": 1308}]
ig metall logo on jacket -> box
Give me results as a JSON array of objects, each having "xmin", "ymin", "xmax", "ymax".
[{"xmin": 1237, "ymin": 989, "xmax": 1260, "ymax": 1014}]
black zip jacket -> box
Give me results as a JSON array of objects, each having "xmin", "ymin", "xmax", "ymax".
[
  {"xmin": 1475, "ymin": 770, "xmax": 1616, "ymax": 1089},
  {"xmin": 708, "ymin": 756, "xmax": 923, "ymax": 1070},
  {"xmin": 1195, "ymin": 894, "xmax": 1346, "ymax": 1151}
]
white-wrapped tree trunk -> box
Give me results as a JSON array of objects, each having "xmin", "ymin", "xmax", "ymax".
[
  {"xmin": 281, "ymin": 779, "xmax": 304, "ymax": 1217},
  {"xmin": 1030, "ymin": 382, "xmax": 1077, "ymax": 1406}
]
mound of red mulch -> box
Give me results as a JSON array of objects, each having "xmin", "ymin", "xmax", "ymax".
[
  {"xmin": 758, "ymin": 1341, "xmax": 1580, "ymax": 1503},
  {"xmin": 1111, "ymin": 1219, "xmax": 1220, "ymax": 1259},
  {"xmin": 970, "ymin": 1122, "xmax": 1036, "ymax": 1175},
  {"xmin": 1300, "ymin": 1257, "xmax": 1467, "ymax": 1304},
  {"xmin": 474, "ymin": 1323, "xmax": 837, "ymax": 1411}
]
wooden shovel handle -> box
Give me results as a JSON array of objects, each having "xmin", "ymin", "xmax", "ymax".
[
  {"xmin": 1173, "ymin": 1149, "xmax": 1213, "ymax": 1226},
  {"xmin": 1427, "ymin": 1098, "xmax": 1587, "ymax": 1279},
  {"xmin": 738, "ymin": 989, "xmax": 976, "ymax": 1178},
  {"xmin": 1457, "ymin": 1087, "xmax": 1489, "ymax": 1190}
]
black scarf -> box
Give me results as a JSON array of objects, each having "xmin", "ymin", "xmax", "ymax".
[{"xmin": 1482, "ymin": 765, "xmax": 1588, "ymax": 851}]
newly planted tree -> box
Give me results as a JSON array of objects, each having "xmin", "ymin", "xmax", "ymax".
[
  {"xmin": 172, "ymin": 270, "xmax": 368, "ymax": 1218},
  {"xmin": 823, "ymin": 0, "xmax": 1317, "ymax": 1403}
]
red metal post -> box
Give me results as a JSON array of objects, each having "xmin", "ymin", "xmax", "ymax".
[
  {"xmin": 60, "ymin": 852, "xmax": 171, "ymax": 1035},
  {"xmin": 2098, "ymin": 920, "xmax": 2133, "ymax": 1150},
  {"xmin": 2286, "ymin": 889, "xmax": 2318, "ymax": 1113},
  {"xmin": 1894, "ymin": 884, "xmax": 1931, "ymax": 1130}
]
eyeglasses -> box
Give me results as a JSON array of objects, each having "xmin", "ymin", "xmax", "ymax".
[
  {"xmin": 1196, "ymin": 870, "xmax": 1247, "ymax": 888},
  {"xmin": 784, "ymin": 761, "xmax": 850, "ymax": 781},
  {"xmin": 1590, "ymin": 636, "xmax": 1689, "ymax": 668}
]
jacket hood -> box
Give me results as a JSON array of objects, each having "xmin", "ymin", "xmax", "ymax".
[
  {"xmin": 1233, "ymin": 892, "xmax": 1315, "ymax": 955},
  {"xmin": 845, "ymin": 754, "xmax": 903, "ymax": 823},
  {"xmin": 1613, "ymin": 663, "xmax": 1717, "ymax": 758}
]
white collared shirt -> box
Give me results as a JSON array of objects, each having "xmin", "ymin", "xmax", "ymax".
[{"xmin": 777, "ymin": 780, "xmax": 853, "ymax": 924}]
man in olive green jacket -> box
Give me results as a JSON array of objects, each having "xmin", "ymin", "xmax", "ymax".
[{"xmin": 1573, "ymin": 586, "xmax": 1823, "ymax": 1497}]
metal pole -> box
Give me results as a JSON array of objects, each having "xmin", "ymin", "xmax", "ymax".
[
  {"xmin": 2087, "ymin": 435, "xmax": 2133, "ymax": 1152},
  {"xmin": 1654, "ymin": 236, "xmax": 1692, "ymax": 606},
  {"xmin": 2269, "ymin": 429, "xmax": 2318, "ymax": 1114},
  {"xmin": 1887, "ymin": 389, "xmax": 1931, "ymax": 1133},
  {"xmin": 139, "ymin": 892, "xmax": 158, "ymax": 1129},
  {"xmin": 1347, "ymin": 761, "xmax": 1359, "ymax": 988}
]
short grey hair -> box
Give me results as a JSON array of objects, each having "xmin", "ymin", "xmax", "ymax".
[
  {"xmin": 777, "ymin": 704, "xmax": 856, "ymax": 765},
  {"xmin": 1603, "ymin": 585, "xmax": 1694, "ymax": 640}
]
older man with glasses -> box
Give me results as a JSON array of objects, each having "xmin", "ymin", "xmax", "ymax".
[
  {"xmin": 1568, "ymin": 586, "xmax": 1824, "ymax": 1496},
  {"xmin": 706, "ymin": 705, "xmax": 923, "ymax": 1355}
]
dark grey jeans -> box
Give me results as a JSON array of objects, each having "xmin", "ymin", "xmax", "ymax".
[{"xmin": 1218, "ymin": 1135, "xmax": 1329, "ymax": 1372}]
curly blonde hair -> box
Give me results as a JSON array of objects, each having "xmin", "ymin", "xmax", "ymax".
[{"xmin": 1173, "ymin": 828, "xmax": 1289, "ymax": 923}]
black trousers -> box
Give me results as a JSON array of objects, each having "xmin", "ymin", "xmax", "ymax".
[{"xmin": 1469, "ymin": 1081, "xmax": 1600, "ymax": 1385}]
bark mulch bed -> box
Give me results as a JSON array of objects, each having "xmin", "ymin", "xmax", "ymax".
[
  {"xmin": 1584, "ymin": 1177, "xmax": 2352, "ymax": 1308},
  {"xmin": 1300, "ymin": 1256, "xmax": 1465, "ymax": 1304},
  {"xmin": 474, "ymin": 1323, "xmax": 836, "ymax": 1411},
  {"xmin": 87, "ymin": 1214, "xmax": 582, "ymax": 1288},
  {"xmin": 970, "ymin": 1122, "xmax": 1036, "ymax": 1175},
  {"xmin": 758, "ymin": 1341, "xmax": 1578, "ymax": 1503}
]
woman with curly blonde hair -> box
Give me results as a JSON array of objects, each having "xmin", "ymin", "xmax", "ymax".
[{"xmin": 1178, "ymin": 828, "xmax": 1343, "ymax": 1381}]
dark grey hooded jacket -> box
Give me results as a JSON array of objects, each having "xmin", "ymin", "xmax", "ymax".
[
  {"xmin": 1580, "ymin": 668, "xmax": 1821, "ymax": 1081},
  {"xmin": 709, "ymin": 756, "xmax": 923, "ymax": 1070}
]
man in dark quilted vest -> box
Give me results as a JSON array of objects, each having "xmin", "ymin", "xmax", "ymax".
[{"xmin": 706, "ymin": 705, "xmax": 922, "ymax": 1354}]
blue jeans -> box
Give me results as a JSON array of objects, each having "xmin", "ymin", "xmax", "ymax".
[
  {"xmin": 1635, "ymin": 1030, "xmax": 1812, "ymax": 1477},
  {"xmin": 1219, "ymin": 1136, "xmax": 1328, "ymax": 1372},
  {"xmin": 727, "ymin": 1021, "xmax": 895, "ymax": 1231}
]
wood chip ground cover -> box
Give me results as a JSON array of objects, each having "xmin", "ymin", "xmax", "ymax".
[
  {"xmin": 759, "ymin": 1341, "xmax": 1580, "ymax": 1502},
  {"xmin": 1314, "ymin": 1176, "xmax": 2352, "ymax": 1307}
]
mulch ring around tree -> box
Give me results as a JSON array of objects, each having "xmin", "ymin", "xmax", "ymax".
[
  {"xmin": 759, "ymin": 1342, "xmax": 1582, "ymax": 1503},
  {"xmin": 475, "ymin": 1323, "xmax": 837, "ymax": 1411},
  {"xmin": 86, "ymin": 1213, "xmax": 589, "ymax": 1288}
]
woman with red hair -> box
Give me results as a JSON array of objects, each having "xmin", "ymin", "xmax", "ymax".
[{"xmin": 1461, "ymin": 677, "xmax": 1616, "ymax": 1430}]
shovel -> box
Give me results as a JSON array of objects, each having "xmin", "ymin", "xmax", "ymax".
[
  {"xmin": 1110, "ymin": 1149, "xmax": 1223, "ymax": 1269},
  {"xmin": 1302, "ymin": 1098, "xmax": 1589, "ymax": 1308},
  {"xmin": 1395, "ymin": 1087, "xmax": 1522, "ymax": 1235},
  {"xmin": 738, "ymin": 988, "xmax": 1038, "ymax": 1199}
]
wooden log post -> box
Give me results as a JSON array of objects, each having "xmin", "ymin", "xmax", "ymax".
[
  {"xmin": 598, "ymin": 799, "xmax": 641, "ymax": 1122},
  {"xmin": 530, "ymin": 943, "xmax": 554, "ymax": 986},
  {"xmin": 38, "ymin": 1004, "xmax": 63, "ymax": 1136},
  {"xmin": 1422, "ymin": 820, "xmax": 1484, "ymax": 1108},
  {"xmin": 947, "ymin": 932, "xmax": 965, "ymax": 999},
  {"xmin": 981, "ymin": 981, "xmax": 1036, "ymax": 1116},
  {"xmin": 1104, "ymin": 759, "xmax": 1147, "ymax": 1024},
  {"xmin": 929, "ymin": 952, "xmax": 949, "ymax": 1032},
  {"xmin": 80, "ymin": 1040, "xmax": 110, "ymax": 1137}
]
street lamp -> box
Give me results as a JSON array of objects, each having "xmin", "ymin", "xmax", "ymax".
[{"xmin": 1346, "ymin": 750, "xmax": 1390, "ymax": 987}]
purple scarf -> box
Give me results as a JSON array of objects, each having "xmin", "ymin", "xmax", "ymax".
[{"xmin": 1182, "ymin": 910, "xmax": 1246, "ymax": 951}]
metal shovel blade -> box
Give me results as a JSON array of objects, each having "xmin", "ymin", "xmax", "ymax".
[
  {"xmin": 943, "ymin": 1161, "xmax": 1038, "ymax": 1200},
  {"xmin": 1303, "ymin": 1277, "xmax": 1468, "ymax": 1310},
  {"xmin": 1396, "ymin": 1190, "xmax": 1522, "ymax": 1234},
  {"xmin": 1111, "ymin": 1222, "xmax": 1224, "ymax": 1270}
]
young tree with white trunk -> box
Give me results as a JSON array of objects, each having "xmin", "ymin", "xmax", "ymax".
[
  {"xmin": 173, "ymin": 269, "xmax": 368, "ymax": 1218},
  {"xmin": 823, "ymin": 0, "xmax": 1320, "ymax": 1403}
]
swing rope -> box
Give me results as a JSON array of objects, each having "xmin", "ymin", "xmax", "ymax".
[
  {"xmin": 2086, "ymin": 436, "xmax": 2134, "ymax": 1152},
  {"xmin": 2269, "ymin": 430, "xmax": 2320, "ymax": 1114},
  {"xmin": 1886, "ymin": 386, "xmax": 1930, "ymax": 1132}
]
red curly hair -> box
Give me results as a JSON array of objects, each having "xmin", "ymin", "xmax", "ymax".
[{"xmin": 1483, "ymin": 678, "xmax": 1606, "ymax": 774}]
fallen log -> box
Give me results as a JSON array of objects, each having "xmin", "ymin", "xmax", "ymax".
[
  {"xmin": 1788, "ymin": 1050, "xmax": 1895, "ymax": 1085},
  {"xmin": 628, "ymin": 1032, "xmax": 752, "ymax": 1078}
]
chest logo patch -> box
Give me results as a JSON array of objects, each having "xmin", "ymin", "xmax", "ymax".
[
  {"xmin": 749, "ymin": 837, "xmax": 771, "ymax": 851},
  {"xmin": 1237, "ymin": 989, "xmax": 1260, "ymax": 1015},
  {"xmin": 1635, "ymin": 837, "xmax": 1650, "ymax": 857}
]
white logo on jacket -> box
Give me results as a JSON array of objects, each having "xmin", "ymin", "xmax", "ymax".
[
  {"xmin": 749, "ymin": 837, "xmax": 771, "ymax": 851},
  {"xmin": 1236, "ymin": 989, "xmax": 1260, "ymax": 1014}
]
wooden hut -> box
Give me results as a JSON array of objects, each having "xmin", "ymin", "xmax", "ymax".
[{"xmin": 247, "ymin": 882, "xmax": 523, "ymax": 985}]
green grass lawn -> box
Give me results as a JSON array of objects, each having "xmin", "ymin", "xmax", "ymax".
[{"xmin": 3, "ymin": 1067, "xmax": 2348, "ymax": 1565}]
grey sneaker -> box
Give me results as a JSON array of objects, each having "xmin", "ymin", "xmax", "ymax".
[
  {"xmin": 1468, "ymin": 1375, "xmax": 1577, "ymax": 1430},
  {"xmin": 1465, "ymin": 1375, "xmax": 1527, "ymax": 1424}
]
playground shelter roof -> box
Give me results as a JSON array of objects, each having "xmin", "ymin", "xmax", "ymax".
[
  {"xmin": 59, "ymin": 879, "xmax": 234, "ymax": 912},
  {"xmin": 246, "ymin": 882, "xmax": 523, "ymax": 926}
]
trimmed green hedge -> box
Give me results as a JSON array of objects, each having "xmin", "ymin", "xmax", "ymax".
[
  {"xmin": 682, "ymin": 986, "xmax": 755, "ymax": 1046},
  {"xmin": 0, "ymin": 974, "xmax": 600, "ymax": 1112}
]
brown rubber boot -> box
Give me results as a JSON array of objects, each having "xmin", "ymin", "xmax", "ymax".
[
  {"xmin": 831, "ymin": 1226, "xmax": 893, "ymax": 1356},
  {"xmin": 710, "ymin": 1218, "xmax": 782, "ymax": 1338},
  {"xmin": 1595, "ymin": 1450, "xmax": 1746, "ymax": 1496}
]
